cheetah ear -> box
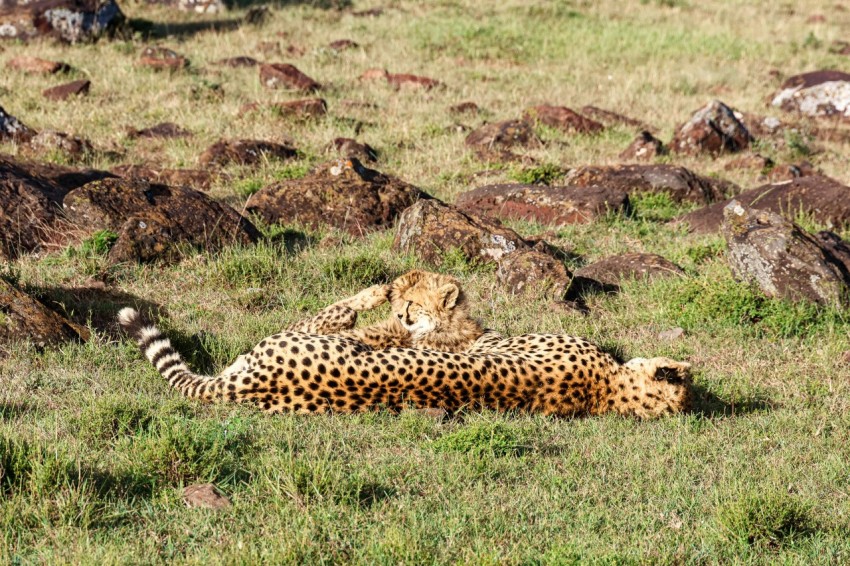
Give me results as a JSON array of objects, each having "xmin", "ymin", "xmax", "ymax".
[
  {"xmin": 653, "ymin": 361, "xmax": 691, "ymax": 382},
  {"xmin": 438, "ymin": 283, "xmax": 460, "ymax": 309},
  {"xmin": 394, "ymin": 270, "xmax": 423, "ymax": 291}
]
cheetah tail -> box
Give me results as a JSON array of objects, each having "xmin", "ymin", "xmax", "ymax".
[{"xmin": 117, "ymin": 307, "xmax": 214, "ymax": 399}]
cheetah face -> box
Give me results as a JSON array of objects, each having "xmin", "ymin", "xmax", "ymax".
[{"xmin": 389, "ymin": 270, "xmax": 464, "ymax": 339}]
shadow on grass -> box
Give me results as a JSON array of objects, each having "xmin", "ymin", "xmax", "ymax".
[
  {"xmin": 0, "ymin": 401, "xmax": 35, "ymax": 420},
  {"xmin": 690, "ymin": 383, "xmax": 774, "ymax": 418}
]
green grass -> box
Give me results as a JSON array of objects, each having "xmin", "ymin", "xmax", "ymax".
[{"xmin": 2, "ymin": 0, "xmax": 850, "ymax": 562}]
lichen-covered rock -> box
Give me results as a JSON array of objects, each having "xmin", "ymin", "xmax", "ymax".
[
  {"xmin": 619, "ymin": 131, "xmax": 667, "ymax": 161},
  {"xmin": 675, "ymin": 175, "xmax": 850, "ymax": 234},
  {"xmin": 0, "ymin": 105, "xmax": 35, "ymax": 143},
  {"xmin": 0, "ymin": 278, "xmax": 89, "ymax": 349},
  {"xmin": 770, "ymin": 70, "xmax": 850, "ymax": 120},
  {"xmin": 246, "ymin": 158, "xmax": 424, "ymax": 236},
  {"xmin": 392, "ymin": 198, "xmax": 535, "ymax": 267},
  {"xmin": 0, "ymin": 0, "xmax": 127, "ymax": 43},
  {"xmin": 564, "ymin": 164, "xmax": 736, "ymax": 205},
  {"xmin": 496, "ymin": 249, "xmax": 571, "ymax": 297},
  {"xmin": 574, "ymin": 253, "xmax": 684, "ymax": 288},
  {"xmin": 722, "ymin": 200, "xmax": 850, "ymax": 305},
  {"xmin": 62, "ymin": 178, "xmax": 260, "ymax": 263},
  {"xmin": 456, "ymin": 183, "xmax": 629, "ymax": 226},
  {"xmin": 198, "ymin": 139, "xmax": 297, "ymax": 167},
  {"xmin": 670, "ymin": 100, "xmax": 753, "ymax": 156}
]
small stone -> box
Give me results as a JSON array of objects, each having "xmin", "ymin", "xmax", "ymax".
[
  {"xmin": 42, "ymin": 79, "xmax": 91, "ymax": 101},
  {"xmin": 658, "ymin": 327, "xmax": 685, "ymax": 341},
  {"xmin": 183, "ymin": 484, "xmax": 231, "ymax": 510},
  {"xmin": 329, "ymin": 138, "xmax": 378, "ymax": 162},
  {"xmin": 271, "ymin": 98, "xmax": 327, "ymax": 119},
  {"xmin": 670, "ymin": 100, "xmax": 753, "ymax": 156},
  {"xmin": 523, "ymin": 105, "xmax": 604, "ymax": 134},
  {"xmin": 126, "ymin": 122, "xmax": 192, "ymax": 139},
  {"xmin": 619, "ymin": 131, "xmax": 667, "ymax": 161},
  {"xmin": 259, "ymin": 63, "xmax": 321, "ymax": 92},
  {"xmin": 465, "ymin": 119, "xmax": 541, "ymax": 151},
  {"xmin": 6, "ymin": 56, "xmax": 69, "ymax": 74},
  {"xmin": 139, "ymin": 46, "xmax": 189, "ymax": 70}
]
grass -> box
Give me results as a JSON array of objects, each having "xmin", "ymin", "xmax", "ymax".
[{"xmin": 2, "ymin": 0, "xmax": 850, "ymax": 563}]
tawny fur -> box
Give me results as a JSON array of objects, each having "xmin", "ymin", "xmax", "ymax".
[{"xmin": 119, "ymin": 271, "xmax": 692, "ymax": 418}]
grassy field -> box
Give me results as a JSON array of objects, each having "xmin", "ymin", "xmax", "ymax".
[{"xmin": 3, "ymin": 0, "xmax": 850, "ymax": 563}]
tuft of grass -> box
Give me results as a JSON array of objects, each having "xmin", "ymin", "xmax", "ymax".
[
  {"xmin": 630, "ymin": 192, "xmax": 695, "ymax": 222},
  {"xmin": 716, "ymin": 492, "xmax": 815, "ymax": 548},
  {"xmin": 68, "ymin": 230, "xmax": 118, "ymax": 257},
  {"xmin": 321, "ymin": 254, "xmax": 393, "ymax": 287},
  {"xmin": 77, "ymin": 397, "xmax": 156, "ymax": 443},
  {"xmin": 507, "ymin": 163, "xmax": 565, "ymax": 185},
  {"xmin": 432, "ymin": 420, "xmax": 529, "ymax": 457}
]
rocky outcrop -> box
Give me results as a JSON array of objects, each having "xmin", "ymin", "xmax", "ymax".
[
  {"xmin": 62, "ymin": 178, "xmax": 260, "ymax": 263},
  {"xmin": 676, "ymin": 175, "xmax": 850, "ymax": 234},
  {"xmin": 670, "ymin": 100, "xmax": 753, "ymax": 156},
  {"xmin": 564, "ymin": 164, "xmax": 736, "ymax": 204},
  {"xmin": 770, "ymin": 70, "xmax": 850, "ymax": 120},
  {"xmin": 246, "ymin": 158, "xmax": 424, "ymax": 236},
  {"xmin": 456, "ymin": 183, "xmax": 629, "ymax": 226},
  {"xmin": 0, "ymin": 278, "xmax": 89, "ymax": 349},
  {"xmin": 574, "ymin": 253, "xmax": 684, "ymax": 288},
  {"xmin": 722, "ymin": 200, "xmax": 850, "ymax": 305},
  {"xmin": 0, "ymin": 0, "xmax": 126, "ymax": 43}
]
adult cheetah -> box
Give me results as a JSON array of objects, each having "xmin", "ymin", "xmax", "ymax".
[{"xmin": 119, "ymin": 271, "xmax": 692, "ymax": 418}]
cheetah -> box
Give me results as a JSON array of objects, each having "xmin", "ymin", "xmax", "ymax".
[{"xmin": 118, "ymin": 271, "xmax": 692, "ymax": 418}]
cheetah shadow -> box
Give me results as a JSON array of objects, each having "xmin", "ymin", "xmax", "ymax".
[{"xmin": 689, "ymin": 383, "xmax": 774, "ymax": 418}]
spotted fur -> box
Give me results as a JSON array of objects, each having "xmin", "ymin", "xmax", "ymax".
[{"xmin": 119, "ymin": 271, "xmax": 692, "ymax": 418}]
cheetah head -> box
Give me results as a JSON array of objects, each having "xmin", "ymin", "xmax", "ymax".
[
  {"xmin": 388, "ymin": 270, "xmax": 470, "ymax": 340},
  {"xmin": 623, "ymin": 357, "xmax": 693, "ymax": 418}
]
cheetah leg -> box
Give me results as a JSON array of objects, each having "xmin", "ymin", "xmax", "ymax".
[
  {"xmin": 284, "ymin": 284, "xmax": 391, "ymax": 335},
  {"xmin": 330, "ymin": 284, "xmax": 390, "ymax": 312},
  {"xmin": 339, "ymin": 318, "xmax": 411, "ymax": 349}
]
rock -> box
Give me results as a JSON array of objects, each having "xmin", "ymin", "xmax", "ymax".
[
  {"xmin": 25, "ymin": 131, "xmax": 93, "ymax": 161},
  {"xmin": 111, "ymin": 164, "xmax": 217, "ymax": 191},
  {"xmin": 496, "ymin": 249, "xmax": 571, "ymax": 297},
  {"xmin": 658, "ymin": 327, "xmax": 685, "ymax": 341},
  {"xmin": 246, "ymin": 158, "xmax": 424, "ymax": 237},
  {"xmin": 580, "ymin": 106, "xmax": 652, "ymax": 131},
  {"xmin": 392, "ymin": 198, "xmax": 537, "ymax": 267},
  {"xmin": 450, "ymin": 101, "xmax": 479, "ymax": 115},
  {"xmin": 770, "ymin": 70, "xmax": 850, "ymax": 119},
  {"xmin": 522, "ymin": 105, "xmax": 604, "ymax": 134},
  {"xmin": 722, "ymin": 200, "xmax": 850, "ymax": 305},
  {"xmin": 271, "ymin": 98, "xmax": 327, "ymax": 119},
  {"xmin": 0, "ymin": 105, "xmax": 35, "ymax": 143},
  {"xmin": 126, "ymin": 122, "xmax": 192, "ymax": 139},
  {"xmin": 329, "ymin": 138, "xmax": 377, "ymax": 162},
  {"xmin": 814, "ymin": 231, "xmax": 850, "ymax": 275},
  {"xmin": 829, "ymin": 40, "xmax": 850, "ymax": 56},
  {"xmin": 360, "ymin": 68, "xmax": 442, "ymax": 90},
  {"xmin": 17, "ymin": 160, "xmax": 115, "ymax": 192},
  {"xmin": 42, "ymin": 79, "xmax": 91, "ymax": 101},
  {"xmin": 724, "ymin": 153, "xmax": 774, "ymax": 172},
  {"xmin": 182, "ymin": 484, "xmax": 231, "ymax": 509},
  {"xmin": 328, "ymin": 39, "xmax": 358, "ymax": 50},
  {"xmin": 767, "ymin": 161, "xmax": 817, "ymax": 183},
  {"xmin": 465, "ymin": 119, "xmax": 540, "ymax": 151},
  {"xmin": 259, "ymin": 63, "xmax": 321, "ymax": 92},
  {"xmin": 670, "ymin": 100, "xmax": 753, "ymax": 156},
  {"xmin": 215, "ymin": 56, "xmax": 260, "ymax": 67},
  {"xmin": 62, "ymin": 178, "xmax": 261, "ymax": 264},
  {"xmin": 564, "ymin": 164, "xmax": 736, "ymax": 205},
  {"xmin": 675, "ymin": 175, "xmax": 850, "ymax": 234},
  {"xmin": 574, "ymin": 253, "xmax": 684, "ymax": 288},
  {"xmin": 0, "ymin": 278, "xmax": 89, "ymax": 349},
  {"xmin": 455, "ymin": 183, "xmax": 629, "ymax": 226},
  {"xmin": 139, "ymin": 46, "xmax": 189, "ymax": 70},
  {"xmin": 619, "ymin": 131, "xmax": 667, "ymax": 161},
  {"xmin": 198, "ymin": 139, "xmax": 297, "ymax": 167},
  {"xmin": 0, "ymin": 0, "xmax": 126, "ymax": 43},
  {"xmin": 147, "ymin": 0, "xmax": 225, "ymax": 13},
  {"xmin": 735, "ymin": 112, "xmax": 786, "ymax": 139},
  {"xmin": 6, "ymin": 56, "xmax": 69, "ymax": 74}
]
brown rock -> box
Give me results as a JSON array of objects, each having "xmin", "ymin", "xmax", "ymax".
[
  {"xmin": 360, "ymin": 68, "xmax": 442, "ymax": 90},
  {"xmin": 25, "ymin": 131, "xmax": 93, "ymax": 161},
  {"xmin": 329, "ymin": 138, "xmax": 378, "ymax": 162},
  {"xmin": 259, "ymin": 63, "xmax": 321, "ymax": 92},
  {"xmin": 465, "ymin": 119, "xmax": 541, "ymax": 151},
  {"xmin": 450, "ymin": 101, "xmax": 479, "ymax": 114},
  {"xmin": 580, "ymin": 105, "xmax": 652, "ymax": 131},
  {"xmin": 722, "ymin": 200, "xmax": 850, "ymax": 305},
  {"xmin": 392, "ymin": 198, "xmax": 536, "ymax": 267},
  {"xmin": 574, "ymin": 253, "xmax": 684, "ymax": 288},
  {"xmin": 16, "ymin": 160, "xmax": 115, "ymax": 192},
  {"xmin": 565, "ymin": 164, "xmax": 736, "ymax": 205},
  {"xmin": 456, "ymin": 183, "xmax": 629, "ymax": 226},
  {"xmin": 6, "ymin": 56, "xmax": 69, "ymax": 74},
  {"xmin": 523, "ymin": 105, "xmax": 604, "ymax": 134},
  {"xmin": 496, "ymin": 249, "xmax": 571, "ymax": 297},
  {"xmin": 111, "ymin": 164, "xmax": 217, "ymax": 191},
  {"xmin": 735, "ymin": 112, "xmax": 786, "ymax": 139},
  {"xmin": 215, "ymin": 56, "xmax": 260, "ymax": 67},
  {"xmin": 272, "ymin": 98, "xmax": 327, "ymax": 119},
  {"xmin": 670, "ymin": 100, "xmax": 753, "ymax": 156},
  {"xmin": 724, "ymin": 153, "xmax": 774, "ymax": 172},
  {"xmin": 62, "ymin": 177, "xmax": 261, "ymax": 264},
  {"xmin": 829, "ymin": 40, "xmax": 850, "ymax": 56},
  {"xmin": 0, "ymin": 278, "xmax": 89, "ymax": 349},
  {"xmin": 182, "ymin": 484, "xmax": 231, "ymax": 510},
  {"xmin": 619, "ymin": 131, "xmax": 667, "ymax": 161},
  {"xmin": 126, "ymin": 122, "xmax": 192, "ymax": 139},
  {"xmin": 139, "ymin": 46, "xmax": 189, "ymax": 70},
  {"xmin": 0, "ymin": 105, "xmax": 35, "ymax": 143},
  {"xmin": 0, "ymin": 0, "xmax": 126, "ymax": 43},
  {"xmin": 42, "ymin": 79, "xmax": 91, "ymax": 101},
  {"xmin": 675, "ymin": 175, "xmax": 850, "ymax": 234},
  {"xmin": 767, "ymin": 161, "xmax": 817, "ymax": 182},
  {"xmin": 328, "ymin": 39, "xmax": 358, "ymax": 50},
  {"xmin": 198, "ymin": 139, "xmax": 297, "ymax": 167},
  {"xmin": 246, "ymin": 158, "xmax": 424, "ymax": 237},
  {"xmin": 770, "ymin": 70, "xmax": 850, "ymax": 120}
]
